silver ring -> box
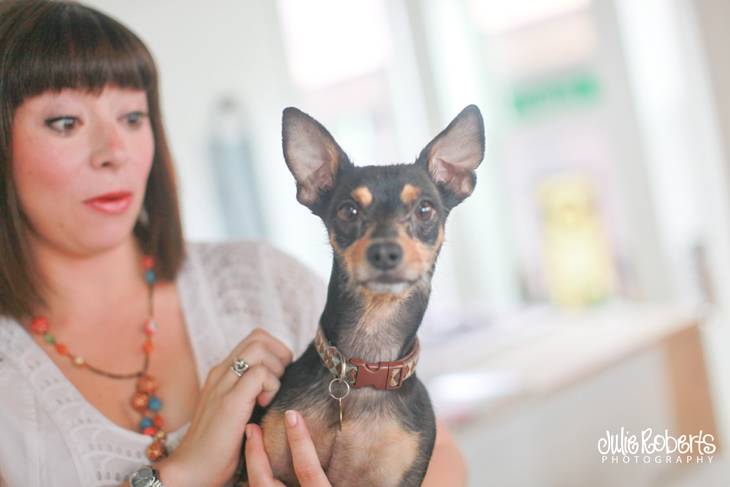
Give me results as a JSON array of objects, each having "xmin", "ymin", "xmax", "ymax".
[
  {"xmin": 231, "ymin": 358, "xmax": 249, "ymax": 377},
  {"xmin": 328, "ymin": 377, "xmax": 350, "ymax": 400}
]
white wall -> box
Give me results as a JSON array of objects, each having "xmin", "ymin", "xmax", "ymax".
[{"xmin": 87, "ymin": 0, "xmax": 334, "ymax": 275}]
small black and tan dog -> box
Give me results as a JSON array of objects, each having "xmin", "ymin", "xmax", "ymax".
[{"xmin": 237, "ymin": 105, "xmax": 484, "ymax": 486}]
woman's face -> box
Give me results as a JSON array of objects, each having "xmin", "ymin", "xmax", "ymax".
[{"xmin": 11, "ymin": 86, "xmax": 154, "ymax": 255}]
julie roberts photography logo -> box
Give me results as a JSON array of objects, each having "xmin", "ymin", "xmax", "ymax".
[{"xmin": 597, "ymin": 427, "xmax": 716, "ymax": 464}]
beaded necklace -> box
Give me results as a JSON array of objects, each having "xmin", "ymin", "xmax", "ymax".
[{"xmin": 29, "ymin": 255, "xmax": 168, "ymax": 461}]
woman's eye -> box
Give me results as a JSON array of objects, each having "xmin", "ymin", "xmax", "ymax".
[
  {"xmin": 416, "ymin": 200, "xmax": 435, "ymax": 221},
  {"xmin": 123, "ymin": 111, "xmax": 148, "ymax": 128},
  {"xmin": 45, "ymin": 116, "xmax": 78, "ymax": 134},
  {"xmin": 336, "ymin": 203, "xmax": 360, "ymax": 222}
]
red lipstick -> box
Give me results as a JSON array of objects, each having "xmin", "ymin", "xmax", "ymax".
[{"xmin": 84, "ymin": 191, "xmax": 132, "ymax": 215}]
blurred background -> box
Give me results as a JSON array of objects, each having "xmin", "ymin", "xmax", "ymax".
[{"xmin": 90, "ymin": 0, "xmax": 730, "ymax": 485}]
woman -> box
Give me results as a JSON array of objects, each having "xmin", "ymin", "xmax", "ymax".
[{"xmin": 0, "ymin": 2, "xmax": 467, "ymax": 486}]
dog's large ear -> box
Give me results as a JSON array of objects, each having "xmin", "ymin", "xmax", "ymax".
[
  {"xmin": 282, "ymin": 107, "xmax": 349, "ymax": 212},
  {"xmin": 417, "ymin": 105, "xmax": 485, "ymax": 210}
]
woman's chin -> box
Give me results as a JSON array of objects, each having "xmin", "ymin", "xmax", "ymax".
[{"xmin": 70, "ymin": 220, "xmax": 140, "ymax": 253}]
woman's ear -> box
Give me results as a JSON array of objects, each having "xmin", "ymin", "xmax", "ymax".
[
  {"xmin": 282, "ymin": 107, "xmax": 350, "ymax": 212},
  {"xmin": 417, "ymin": 105, "xmax": 485, "ymax": 210}
]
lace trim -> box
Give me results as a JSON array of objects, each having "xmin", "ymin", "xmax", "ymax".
[
  {"xmin": 0, "ymin": 240, "xmax": 325, "ymax": 486},
  {"xmin": 0, "ymin": 242, "xmax": 227, "ymax": 485}
]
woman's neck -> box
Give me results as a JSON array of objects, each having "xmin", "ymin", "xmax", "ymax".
[{"xmin": 27, "ymin": 235, "xmax": 148, "ymax": 334}]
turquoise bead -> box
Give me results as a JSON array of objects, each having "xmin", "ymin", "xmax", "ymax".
[
  {"xmin": 148, "ymin": 396, "xmax": 162, "ymax": 412},
  {"xmin": 145, "ymin": 270, "xmax": 156, "ymax": 284},
  {"xmin": 140, "ymin": 417, "xmax": 153, "ymax": 430}
]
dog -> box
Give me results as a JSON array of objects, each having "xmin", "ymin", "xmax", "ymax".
[{"xmin": 236, "ymin": 104, "xmax": 484, "ymax": 486}]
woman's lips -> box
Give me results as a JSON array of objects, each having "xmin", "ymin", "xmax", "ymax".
[{"xmin": 84, "ymin": 192, "xmax": 132, "ymax": 215}]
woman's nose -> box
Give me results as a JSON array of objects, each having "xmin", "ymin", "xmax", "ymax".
[{"xmin": 90, "ymin": 119, "xmax": 129, "ymax": 168}]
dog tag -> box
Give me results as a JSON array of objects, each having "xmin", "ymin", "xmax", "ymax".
[
  {"xmin": 328, "ymin": 377, "xmax": 350, "ymax": 431},
  {"xmin": 337, "ymin": 397, "xmax": 344, "ymax": 430}
]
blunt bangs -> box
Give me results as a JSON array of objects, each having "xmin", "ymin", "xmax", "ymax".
[
  {"xmin": 0, "ymin": 1, "xmax": 186, "ymax": 323},
  {"xmin": 3, "ymin": 1, "xmax": 156, "ymax": 110}
]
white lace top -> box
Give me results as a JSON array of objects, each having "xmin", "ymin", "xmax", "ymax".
[{"xmin": 0, "ymin": 240, "xmax": 327, "ymax": 487}]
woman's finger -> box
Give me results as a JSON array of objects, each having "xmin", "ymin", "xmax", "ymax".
[
  {"xmin": 208, "ymin": 337, "xmax": 289, "ymax": 389},
  {"xmin": 216, "ymin": 344, "xmax": 287, "ymax": 391},
  {"xmin": 248, "ymin": 327, "xmax": 294, "ymax": 365},
  {"xmin": 226, "ymin": 328, "xmax": 293, "ymax": 366},
  {"xmin": 245, "ymin": 423, "xmax": 281, "ymax": 487},
  {"xmin": 208, "ymin": 329, "xmax": 293, "ymax": 385},
  {"xmin": 229, "ymin": 364, "xmax": 282, "ymax": 409},
  {"xmin": 285, "ymin": 410, "xmax": 330, "ymax": 486}
]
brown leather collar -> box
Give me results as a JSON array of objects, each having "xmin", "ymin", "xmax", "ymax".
[{"xmin": 314, "ymin": 326, "xmax": 420, "ymax": 390}]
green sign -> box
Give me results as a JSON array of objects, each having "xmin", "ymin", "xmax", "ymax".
[{"xmin": 512, "ymin": 73, "xmax": 601, "ymax": 118}]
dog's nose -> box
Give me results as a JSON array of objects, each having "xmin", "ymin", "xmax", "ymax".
[{"xmin": 367, "ymin": 242, "xmax": 403, "ymax": 270}]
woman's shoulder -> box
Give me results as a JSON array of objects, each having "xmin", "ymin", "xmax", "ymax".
[
  {"xmin": 184, "ymin": 239, "xmax": 321, "ymax": 280},
  {"xmin": 0, "ymin": 323, "xmax": 38, "ymax": 439},
  {"xmin": 181, "ymin": 239, "xmax": 327, "ymax": 356},
  {"xmin": 0, "ymin": 351, "xmax": 41, "ymax": 485},
  {"xmin": 0, "ymin": 357, "xmax": 32, "ymax": 417},
  {"xmin": 182, "ymin": 239, "xmax": 326, "ymax": 300},
  {"xmin": 0, "ymin": 317, "xmax": 41, "ymax": 393}
]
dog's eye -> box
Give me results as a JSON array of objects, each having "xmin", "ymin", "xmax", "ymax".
[
  {"xmin": 416, "ymin": 200, "xmax": 435, "ymax": 221},
  {"xmin": 337, "ymin": 203, "xmax": 360, "ymax": 222}
]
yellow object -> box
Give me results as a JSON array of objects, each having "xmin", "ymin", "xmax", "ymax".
[{"xmin": 538, "ymin": 174, "xmax": 616, "ymax": 307}]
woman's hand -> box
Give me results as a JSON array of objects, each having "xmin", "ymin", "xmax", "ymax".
[
  {"xmin": 156, "ymin": 328, "xmax": 293, "ymax": 487},
  {"xmin": 245, "ymin": 410, "xmax": 332, "ymax": 487},
  {"xmin": 243, "ymin": 415, "xmax": 466, "ymax": 487}
]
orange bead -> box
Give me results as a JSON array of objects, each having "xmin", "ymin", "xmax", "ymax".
[
  {"xmin": 146, "ymin": 440, "xmax": 166, "ymax": 461},
  {"xmin": 143, "ymin": 319, "xmax": 158, "ymax": 337},
  {"xmin": 30, "ymin": 317, "xmax": 48, "ymax": 334},
  {"xmin": 137, "ymin": 375, "xmax": 158, "ymax": 394},
  {"xmin": 55, "ymin": 343, "xmax": 69, "ymax": 355},
  {"xmin": 143, "ymin": 340, "xmax": 154, "ymax": 354},
  {"xmin": 142, "ymin": 256, "xmax": 155, "ymax": 270},
  {"xmin": 153, "ymin": 415, "xmax": 164, "ymax": 428},
  {"xmin": 143, "ymin": 426, "xmax": 157, "ymax": 436},
  {"xmin": 131, "ymin": 391, "xmax": 149, "ymax": 412}
]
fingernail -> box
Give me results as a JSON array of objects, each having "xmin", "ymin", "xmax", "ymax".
[
  {"xmin": 245, "ymin": 424, "xmax": 252, "ymax": 440},
  {"xmin": 285, "ymin": 410, "xmax": 298, "ymax": 427}
]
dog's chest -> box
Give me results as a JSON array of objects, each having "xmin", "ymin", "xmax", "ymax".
[{"xmin": 262, "ymin": 393, "xmax": 420, "ymax": 487}]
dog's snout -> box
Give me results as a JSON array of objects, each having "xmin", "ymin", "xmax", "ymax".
[{"xmin": 367, "ymin": 242, "xmax": 403, "ymax": 270}]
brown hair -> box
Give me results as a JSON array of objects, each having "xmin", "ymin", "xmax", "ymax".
[{"xmin": 0, "ymin": 1, "xmax": 186, "ymax": 323}]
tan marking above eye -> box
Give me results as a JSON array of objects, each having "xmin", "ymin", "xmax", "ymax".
[
  {"xmin": 351, "ymin": 186, "xmax": 373, "ymax": 208},
  {"xmin": 400, "ymin": 184, "xmax": 421, "ymax": 205}
]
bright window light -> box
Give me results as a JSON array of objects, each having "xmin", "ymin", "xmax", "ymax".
[
  {"xmin": 468, "ymin": 0, "xmax": 592, "ymax": 34},
  {"xmin": 276, "ymin": 0, "xmax": 392, "ymax": 89}
]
